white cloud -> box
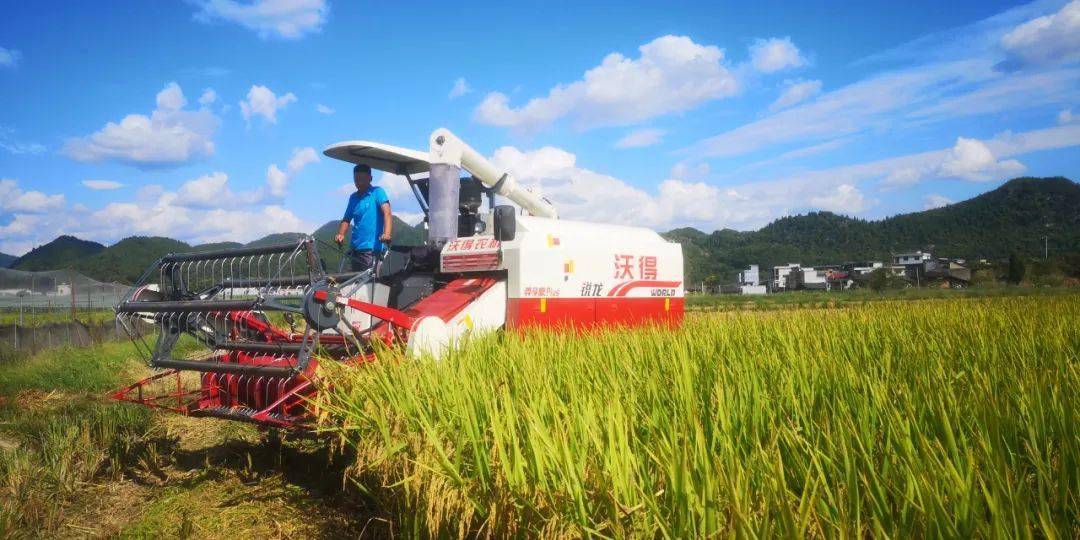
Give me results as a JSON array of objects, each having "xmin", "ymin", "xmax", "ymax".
[
  {"xmin": 688, "ymin": 2, "xmax": 1080, "ymax": 162},
  {"xmin": 938, "ymin": 137, "xmax": 1025, "ymax": 181},
  {"xmin": 809, "ymin": 184, "xmax": 872, "ymax": 214},
  {"xmin": 776, "ymin": 137, "xmax": 850, "ymax": 160},
  {"xmin": 198, "ymin": 88, "xmax": 218, "ymax": 105},
  {"xmin": 448, "ymin": 77, "xmax": 471, "ymax": 99},
  {"xmin": 191, "ymin": 0, "xmax": 328, "ymax": 40},
  {"xmin": 0, "ymin": 126, "xmax": 45, "ymax": 155},
  {"xmin": 0, "ymin": 179, "xmax": 65, "ymax": 213},
  {"xmin": 82, "ymin": 180, "xmax": 123, "ymax": 190},
  {"xmin": 669, "ymin": 162, "xmax": 710, "ymax": 179},
  {"xmin": 0, "ymin": 47, "xmax": 21, "ymax": 68},
  {"xmin": 1000, "ymin": 0, "xmax": 1080, "ymax": 68},
  {"xmin": 265, "ymin": 146, "xmax": 319, "ymax": 198},
  {"xmin": 689, "ymin": 59, "xmax": 1000, "ymax": 158},
  {"xmin": 882, "ymin": 135, "xmax": 1027, "ymax": 187},
  {"xmin": 749, "ymin": 37, "xmax": 807, "ymax": 73},
  {"xmin": 62, "ymin": 82, "xmax": 219, "ymax": 168},
  {"xmin": 1059, "ymin": 108, "xmax": 1076, "ymax": 124},
  {"xmin": 907, "ymin": 67, "xmax": 1080, "ymax": 121},
  {"xmin": 614, "ymin": 128, "xmax": 666, "ymax": 148},
  {"xmin": 1, "ymin": 176, "xmax": 318, "ymax": 255},
  {"xmin": 377, "ymin": 173, "xmax": 415, "ymax": 199},
  {"xmin": 474, "ymin": 35, "xmax": 739, "ymax": 131},
  {"xmin": 770, "ymin": 79, "xmax": 821, "ymax": 111},
  {"xmin": 240, "ymin": 84, "xmax": 297, "ymax": 124},
  {"xmin": 923, "ymin": 194, "xmax": 953, "ymax": 209},
  {"xmin": 490, "ymin": 146, "xmax": 740, "ymax": 229},
  {"xmin": 315, "ymin": 103, "xmax": 335, "ymax": 115}
]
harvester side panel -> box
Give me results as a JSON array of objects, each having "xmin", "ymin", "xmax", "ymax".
[{"xmin": 500, "ymin": 215, "xmax": 684, "ymax": 329}]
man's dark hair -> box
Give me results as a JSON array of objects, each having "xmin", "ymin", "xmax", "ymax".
[{"xmin": 353, "ymin": 164, "xmax": 372, "ymax": 175}]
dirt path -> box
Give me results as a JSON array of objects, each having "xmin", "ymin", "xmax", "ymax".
[{"xmin": 52, "ymin": 411, "xmax": 389, "ymax": 539}]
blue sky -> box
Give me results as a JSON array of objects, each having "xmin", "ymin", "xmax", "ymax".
[{"xmin": 1, "ymin": 0, "xmax": 1078, "ymax": 255}]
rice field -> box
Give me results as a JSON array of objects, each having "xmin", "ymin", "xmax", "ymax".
[{"xmin": 318, "ymin": 295, "xmax": 1080, "ymax": 538}]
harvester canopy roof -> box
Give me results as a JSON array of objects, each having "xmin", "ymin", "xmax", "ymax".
[{"xmin": 323, "ymin": 141, "xmax": 431, "ymax": 176}]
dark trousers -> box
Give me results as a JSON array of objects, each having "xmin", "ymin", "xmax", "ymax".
[{"xmin": 349, "ymin": 250, "xmax": 377, "ymax": 273}]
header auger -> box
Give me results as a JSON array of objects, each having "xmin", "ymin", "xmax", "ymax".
[{"xmin": 113, "ymin": 129, "xmax": 685, "ymax": 429}]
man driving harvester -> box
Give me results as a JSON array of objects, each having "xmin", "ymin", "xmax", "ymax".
[{"xmin": 335, "ymin": 164, "xmax": 393, "ymax": 273}]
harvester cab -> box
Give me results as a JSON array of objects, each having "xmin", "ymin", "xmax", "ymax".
[{"xmin": 113, "ymin": 129, "xmax": 685, "ymax": 429}]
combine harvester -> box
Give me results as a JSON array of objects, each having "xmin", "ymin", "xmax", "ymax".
[{"xmin": 114, "ymin": 129, "xmax": 684, "ymax": 428}]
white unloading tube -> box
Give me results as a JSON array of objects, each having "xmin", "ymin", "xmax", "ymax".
[{"xmin": 429, "ymin": 128, "xmax": 558, "ymax": 220}]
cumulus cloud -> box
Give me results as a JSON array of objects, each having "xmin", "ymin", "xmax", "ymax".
[
  {"xmin": 0, "ymin": 179, "xmax": 65, "ymax": 213},
  {"xmin": 0, "ymin": 46, "xmax": 21, "ymax": 68},
  {"xmin": 191, "ymin": 0, "xmax": 328, "ymax": 40},
  {"xmin": 809, "ymin": 184, "xmax": 872, "ymax": 214},
  {"xmin": 669, "ymin": 162, "xmax": 710, "ymax": 180},
  {"xmin": 1000, "ymin": 0, "xmax": 1080, "ymax": 69},
  {"xmin": 938, "ymin": 137, "xmax": 1026, "ymax": 180},
  {"xmin": 749, "ymin": 37, "xmax": 807, "ymax": 73},
  {"xmin": 198, "ymin": 88, "xmax": 217, "ymax": 105},
  {"xmin": 770, "ymin": 79, "xmax": 821, "ymax": 111},
  {"xmin": 882, "ymin": 137, "xmax": 1026, "ymax": 187},
  {"xmin": 474, "ymin": 35, "xmax": 738, "ymax": 131},
  {"xmin": 62, "ymin": 82, "xmax": 219, "ymax": 168},
  {"xmin": 82, "ymin": 180, "xmax": 123, "ymax": 190},
  {"xmin": 1, "ymin": 174, "xmax": 318, "ymax": 255},
  {"xmin": 448, "ymin": 77, "xmax": 471, "ymax": 99},
  {"xmin": 315, "ymin": 103, "xmax": 335, "ymax": 115},
  {"xmin": 490, "ymin": 146, "xmax": 748, "ymax": 229},
  {"xmin": 174, "ymin": 172, "xmax": 238, "ymax": 208},
  {"xmin": 614, "ymin": 128, "xmax": 666, "ymax": 148},
  {"xmin": 265, "ymin": 146, "xmax": 319, "ymax": 198},
  {"xmin": 924, "ymin": 194, "xmax": 953, "ymax": 209},
  {"xmin": 240, "ymin": 84, "xmax": 297, "ymax": 124},
  {"xmin": 375, "ymin": 173, "xmax": 415, "ymax": 199}
]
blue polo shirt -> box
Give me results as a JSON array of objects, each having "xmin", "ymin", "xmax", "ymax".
[{"xmin": 342, "ymin": 186, "xmax": 389, "ymax": 253}]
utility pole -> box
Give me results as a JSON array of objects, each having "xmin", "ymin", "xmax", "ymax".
[{"xmin": 1043, "ymin": 236, "xmax": 1048, "ymax": 260}]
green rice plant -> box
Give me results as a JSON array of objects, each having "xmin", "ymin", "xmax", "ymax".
[{"xmin": 318, "ymin": 295, "xmax": 1080, "ymax": 538}]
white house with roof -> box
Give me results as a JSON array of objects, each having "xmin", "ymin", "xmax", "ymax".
[{"xmin": 893, "ymin": 251, "xmax": 932, "ymax": 265}]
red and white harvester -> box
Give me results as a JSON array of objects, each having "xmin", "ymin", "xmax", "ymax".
[{"xmin": 114, "ymin": 129, "xmax": 684, "ymax": 428}]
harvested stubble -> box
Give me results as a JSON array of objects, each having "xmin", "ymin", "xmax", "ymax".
[{"xmin": 317, "ymin": 296, "xmax": 1080, "ymax": 538}]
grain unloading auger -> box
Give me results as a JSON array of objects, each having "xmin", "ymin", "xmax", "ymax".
[{"xmin": 113, "ymin": 129, "xmax": 684, "ymax": 428}]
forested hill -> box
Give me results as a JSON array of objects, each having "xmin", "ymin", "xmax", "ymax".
[
  {"xmin": 10, "ymin": 216, "xmax": 425, "ymax": 283},
  {"xmin": 9, "ymin": 236, "xmax": 106, "ymax": 271},
  {"xmin": 666, "ymin": 177, "xmax": 1079, "ymax": 284}
]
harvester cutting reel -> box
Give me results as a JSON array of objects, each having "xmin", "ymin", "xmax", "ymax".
[{"xmin": 112, "ymin": 236, "xmax": 414, "ymax": 426}]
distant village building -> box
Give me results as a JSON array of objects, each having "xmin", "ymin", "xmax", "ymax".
[
  {"xmin": 772, "ymin": 264, "xmax": 801, "ymax": 291},
  {"xmin": 737, "ymin": 264, "xmax": 767, "ymax": 294},
  {"xmin": 893, "ymin": 251, "xmax": 932, "ymax": 265},
  {"xmin": 738, "ymin": 265, "xmax": 760, "ymax": 286}
]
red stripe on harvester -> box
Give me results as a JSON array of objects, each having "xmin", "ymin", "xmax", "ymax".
[{"xmin": 606, "ymin": 280, "xmax": 682, "ymax": 297}]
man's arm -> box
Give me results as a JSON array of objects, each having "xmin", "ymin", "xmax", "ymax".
[
  {"xmin": 334, "ymin": 220, "xmax": 350, "ymax": 245},
  {"xmin": 379, "ymin": 203, "xmax": 393, "ymax": 242}
]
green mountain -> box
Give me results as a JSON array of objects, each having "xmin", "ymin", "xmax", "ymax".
[
  {"xmin": 0, "ymin": 252, "xmax": 15, "ymax": 268},
  {"xmin": 11, "ymin": 217, "xmax": 427, "ymax": 283},
  {"xmin": 76, "ymin": 236, "xmax": 193, "ymax": 284},
  {"xmin": 192, "ymin": 242, "xmax": 244, "ymax": 252},
  {"xmin": 246, "ymin": 233, "xmax": 307, "ymax": 247},
  {"xmin": 667, "ymin": 177, "xmax": 1080, "ymax": 284},
  {"xmin": 11, "ymin": 178, "xmax": 1074, "ymax": 285},
  {"xmin": 11, "ymin": 236, "xmax": 106, "ymax": 271}
]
